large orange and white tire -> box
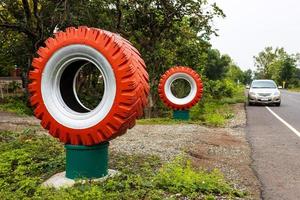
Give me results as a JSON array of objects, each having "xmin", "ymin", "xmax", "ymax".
[
  {"xmin": 158, "ymin": 66, "xmax": 203, "ymax": 110},
  {"xmin": 28, "ymin": 26, "xmax": 149, "ymax": 146}
]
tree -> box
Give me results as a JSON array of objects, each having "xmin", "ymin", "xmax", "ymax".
[
  {"xmin": 295, "ymin": 68, "xmax": 300, "ymax": 79},
  {"xmin": 254, "ymin": 47, "xmax": 297, "ymax": 86},
  {"xmin": 253, "ymin": 47, "xmax": 278, "ymax": 79},
  {"xmin": 114, "ymin": 0, "xmax": 224, "ymax": 110},
  {"xmin": 226, "ymin": 63, "xmax": 244, "ymax": 84},
  {"xmin": 203, "ymin": 49, "xmax": 231, "ymax": 80},
  {"xmin": 280, "ymin": 56, "xmax": 297, "ymax": 87},
  {"xmin": 0, "ymin": 0, "xmax": 225, "ymax": 114},
  {"xmin": 0, "ymin": 0, "xmax": 83, "ymax": 89},
  {"xmin": 243, "ymin": 69, "xmax": 252, "ymax": 85}
]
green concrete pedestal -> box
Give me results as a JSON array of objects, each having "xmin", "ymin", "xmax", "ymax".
[
  {"xmin": 65, "ymin": 142, "xmax": 109, "ymax": 179},
  {"xmin": 173, "ymin": 110, "xmax": 190, "ymax": 120}
]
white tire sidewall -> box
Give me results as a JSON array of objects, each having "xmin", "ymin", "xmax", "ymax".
[
  {"xmin": 164, "ymin": 72, "xmax": 197, "ymax": 105},
  {"xmin": 41, "ymin": 44, "xmax": 116, "ymax": 129}
]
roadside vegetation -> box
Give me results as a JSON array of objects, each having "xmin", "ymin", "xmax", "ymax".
[
  {"xmin": 254, "ymin": 47, "xmax": 300, "ymax": 89},
  {"xmin": 0, "ymin": 96, "xmax": 32, "ymax": 116},
  {"xmin": 139, "ymin": 80, "xmax": 245, "ymax": 127},
  {"xmin": 288, "ymin": 87, "xmax": 300, "ymax": 92},
  {"xmin": 190, "ymin": 79, "xmax": 245, "ymax": 127},
  {"xmin": 0, "ymin": 129, "xmax": 245, "ymax": 200}
]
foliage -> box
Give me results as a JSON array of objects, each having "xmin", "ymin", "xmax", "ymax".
[
  {"xmin": 254, "ymin": 47, "xmax": 298, "ymax": 87},
  {"xmin": 0, "ymin": 0, "xmax": 225, "ymax": 112},
  {"xmin": 243, "ymin": 69, "xmax": 253, "ymax": 85},
  {"xmin": 226, "ymin": 63, "xmax": 244, "ymax": 84},
  {"xmin": 190, "ymin": 82, "xmax": 245, "ymax": 127},
  {"xmin": 204, "ymin": 79, "xmax": 237, "ymax": 99},
  {"xmin": 7, "ymin": 81, "xmax": 22, "ymax": 93},
  {"xmin": 203, "ymin": 49, "xmax": 231, "ymax": 80},
  {"xmin": 280, "ymin": 56, "xmax": 297, "ymax": 86},
  {"xmin": 154, "ymin": 157, "xmax": 245, "ymax": 198},
  {"xmin": 190, "ymin": 101, "xmax": 231, "ymax": 127},
  {"xmin": 226, "ymin": 63, "xmax": 253, "ymax": 85},
  {"xmin": 254, "ymin": 47, "xmax": 278, "ymax": 79},
  {"xmin": 0, "ymin": 96, "xmax": 32, "ymax": 115},
  {"xmin": 0, "ymin": 129, "xmax": 65, "ymax": 199},
  {"xmin": 0, "ymin": 130, "xmax": 245, "ymax": 199},
  {"xmin": 0, "ymin": 32, "xmax": 30, "ymax": 77},
  {"xmin": 288, "ymin": 87, "xmax": 300, "ymax": 92},
  {"xmin": 289, "ymin": 68, "xmax": 300, "ymax": 88}
]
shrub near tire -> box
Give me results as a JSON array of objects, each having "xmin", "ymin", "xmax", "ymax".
[
  {"xmin": 28, "ymin": 26, "xmax": 149, "ymax": 146},
  {"xmin": 158, "ymin": 66, "xmax": 203, "ymax": 110}
]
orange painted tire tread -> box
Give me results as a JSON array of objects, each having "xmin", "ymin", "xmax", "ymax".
[
  {"xmin": 28, "ymin": 26, "xmax": 149, "ymax": 145},
  {"xmin": 158, "ymin": 66, "xmax": 203, "ymax": 110}
]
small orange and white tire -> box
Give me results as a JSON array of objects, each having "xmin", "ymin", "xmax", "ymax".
[
  {"xmin": 158, "ymin": 66, "xmax": 203, "ymax": 110},
  {"xmin": 28, "ymin": 26, "xmax": 149, "ymax": 146}
]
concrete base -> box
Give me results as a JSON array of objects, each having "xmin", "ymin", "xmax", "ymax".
[{"xmin": 42, "ymin": 169, "xmax": 119, "ymax": 189}]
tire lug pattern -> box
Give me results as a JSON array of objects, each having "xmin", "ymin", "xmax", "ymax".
[
  {"xmin": 28, "ymin": 27, "xmax": 149, "ymax": 145},
  {"xmin": 158, "ymin": 66, "xmax": 203, "ymax": 110}
]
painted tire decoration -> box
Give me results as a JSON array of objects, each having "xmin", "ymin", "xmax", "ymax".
[
  {"xmin": 158, "ymin": 66, "xmax": 203, "ymax": 110},
  {"xmin": 28, "ymin": 26, "xmax": 149, "ymax": 145}
]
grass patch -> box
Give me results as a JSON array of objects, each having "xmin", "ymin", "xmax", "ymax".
[
  {"xmin": 288, "ymin": 88, "xmax": 300, "ymax": 92},
  {"xmin": 190, "ymin": 85, "xmax": 245, "ymax": 127},
  {"xmin": 137, "ymin": 117, "xmax": 198, "ymax": 125},
  {"xmin": 190, "ymin": 102, "xmax": 234, "ymax": 127},
  {"xmin": 0, "ymin": 130, "xmax": 246, "ymax": 199},
  {"xmin": 0, "ymin": 96, "xmax": 32, "ymax": 116}
]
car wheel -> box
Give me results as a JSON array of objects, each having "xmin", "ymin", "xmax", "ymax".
[
  {"xmin": 275, "ymin": 102, "xmax": 281, "ymax": 107},
  {"xmin": 248, "ymin": 101, "xmax": 253, "ymax": 106}
]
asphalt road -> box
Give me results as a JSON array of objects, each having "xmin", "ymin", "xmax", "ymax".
[{"xmin": 246, "ymin": 90, "xmax": 300, "ymax": 200}]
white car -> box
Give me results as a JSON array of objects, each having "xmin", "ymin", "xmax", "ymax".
[{"xmin": 248, "ymin": 80, "xmax": 281, "ymax": 106}]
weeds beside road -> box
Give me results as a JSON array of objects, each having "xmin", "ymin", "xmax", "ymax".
[{"xmin": 288, "ymin": 87, "xmax": 300, "ymax": 92}]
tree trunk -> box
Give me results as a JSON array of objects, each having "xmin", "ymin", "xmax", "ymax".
[{"xmin": 21, "ymin": 57, "xmax": 32, "ymax": 102}]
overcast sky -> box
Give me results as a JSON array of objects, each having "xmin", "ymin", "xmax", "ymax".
[{"xmin": 210, "ymin": 0, "xmax": 300, "ymax": 71}]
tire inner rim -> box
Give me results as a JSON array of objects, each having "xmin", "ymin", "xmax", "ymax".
[
  {"xmin": 164, "ymin": 73, "xmax": 197, "ymax": 105},
  {"xmin": 41, "ymin": 44, "xmax": 116, "ymax": 129}
]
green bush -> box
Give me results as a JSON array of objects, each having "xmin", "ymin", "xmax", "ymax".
[
  {"xmin": 0, "ymin": 96, "xmax": 32, "ymax": 115},
  {"xmin": 190, "ymin": 81, "xmax": 244, "ymax": 127},
  {"xmin": 154, "ymin": 157, "xmax": 241, "ymax": 198},
  {"xmin": 205, "ymin": 113, "xmax": 226, "ymax": 127},
  {"xmin": 7, "ymin": 81, "xmax": 22, "ymax": 93},
  {"xmin": 205, "ymin": 79, "xmax": 236, "ymax": 99},
  {"xmin": 288, "ymin": 87, "xmax": 300, "ymax": 92},
  {"xmin": 0, "ymin": 130, "xmax": 65, "ymax": 199}
]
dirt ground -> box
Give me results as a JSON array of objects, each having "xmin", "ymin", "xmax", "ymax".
[{"xmin": 0, "ymin": 103, "xmax": 261, "ymax": 199}]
